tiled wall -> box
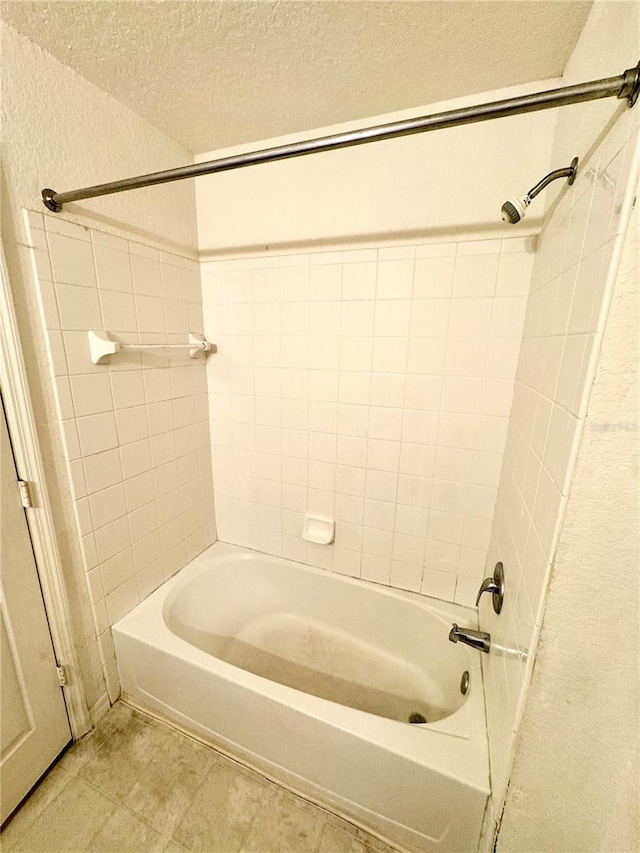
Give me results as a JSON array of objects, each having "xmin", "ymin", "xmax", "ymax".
[
  {"xmin": 481, "ymin": 101, "xmax": 640, "ymax": 812},
  {"xmin": 25, "ymin": 211, "xmax": 217, "ymax": 701},
  {"xmin": 202, "ymin": 237, "xmax": 534, "ymax": 606}
]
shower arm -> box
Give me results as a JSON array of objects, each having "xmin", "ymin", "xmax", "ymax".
[
  {"xmin": 527, "ymin": 158, "xmax": 578, "ymax": 200},
  {"xmin": 41, "ymin": 62, "xmax": 639, "ymax": 213}
]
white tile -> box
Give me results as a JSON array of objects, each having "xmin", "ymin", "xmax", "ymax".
[
  {"xmin": 428, "ymin": 510, "xmax": 465, "ymax": 545},
  {"xmin": 89, "ymin": 483, "xmax": 127, "ymax": 529},
  {"xmin": 123, "ymin": 471, "xmax": 156, "ymax": 514},
  {"xmin": 370, "ymin": 373, "xmax": 404, "ymax": 408},
  {"xmin": 115, "ymin": 406, "xmax": 149, "ymax": 445},
  {"xmin": 457, "ymin": 239, "xmax": 501, "ymax": 256},
  {"xmin": 496, "ymin": 252, "xmax": 534, "ymax": 296},
  {"xmin": 48, "ymin": 234, "xmax": 96, "ymax": 287},
  {"xmin": 368, "ymin": 407, "xmax": 402, "ymax": 441},
  {"xmin": 404, "ymin": 376, "xmax": 442, "ymax": 415},
  {"xmin": 453, "ymin": 254, "xmax": 499, "ymax": 297},
  {"xmin": 77, "ymin": 412, "xmax": 119, "ymax": 456},
  {"xmin": 444, "ymin": 337, "xmax": 488, "ymax": 378},
  {"xmin": 94, "ymin": 245, "xmax": 133, "ymax": 292},
  {"xmin": 480, "ymin": 378, "xmax": 515, "ymax": 417},
  {"xmin": 363, "ymin": 499, "xmax": 395, "ymax": 531},
  {"xmin": 84, "ymin": 449, "xmax": 123, "ymax": 494},
  {"xmin": 391, "ymin": 533, "xmax": 425, "ymax": 566},
  {"xmin": 310, "ymin": 265, "xmax": 342, "ymax": 300},
  {"xmin": 420, "ymin": 568, "xmax": 457, "ymax": 600},
  {"xmin": 362, "ymin": 526, "xmax": 393, "ymax": 557},
  {"xmin": 374, "ymin": 300, "xmax": 411, "ymax": 337},
  {"xmin": 390, "ymin": 560, "xmax": 423, "ymax": 592},
  {"xmin": 100, "ymin": 290, "xmax": 137, "ymax": 332},
  {"xmin": 413, "ymin": 256, "xmax": 456, "ymax": 298},
  {"xmin": 401, "ymin": 409, "xmax": 439, "ymax": 445},
  {"xmin": 360, "ymin": 554, "xmax": 391, "ymax": 585},
  {"xmin": 372, "ymin": 337, "xmax": 407, "ymax": 373},
  {"xmin": 366, "ymin": 439, "xmax": 400, "ymax": 472},
  {"xmin": 377, "ymin": 260, "xmax": 414, "ymax": 299},
  {"xmin": 94, "ymin": 516, "xmax": 131, "ymax": 563},
  {"xmin": 70, "ymin": 374, "xmax": 113, "ymax": 417},
  {"xmin": 407, "ymin": 338, "xmax": 447, "ymax": 375},
  {"xmin": 448, "ymin": 298, "xmax": 492, "ymax": 337},
  {"xmin": 105, "ymin": 578, "xmax": 139, "ymax": 624},
  {"xmin": 441, "ymin": 377, "xmax": 482, "ymax": 414},
  {"xmin": 135, "ymin": 295, "xmax": 166, "ymax": 333},
  {"xmin": 424, "ymin": 539, "xmax": 460, "ymax": 573},
  {"xmin": 131, "ymin": 254, "xmax": 162, "ymax": 296},
  {"xmin": 110, "ymin": 372, "xmax": 145, "ymax": 410},
  {"xmin": 56, "ymin": 283, "xmax": 102, "ymax": 330},
  {"xmin": 340, "ymin": 300, "xmax": 375, "ymax": 337},
  {"xmin": 36, "ymin": 280, "xmax": 61, "ymax": 329},
  {"xmin": 409, "ymin": 299, "xmax": 451, "ymax": 338},
  {"xmin": 365, "ymin": 469, "xmax": 398, "ymax": 502},
  {"xmin": 490, "ymin": 297, "xmax": 527, "ymax": 339},
  {"xmin": 341, "ymin": 262, "xmax": 377, "ymax": 300}
]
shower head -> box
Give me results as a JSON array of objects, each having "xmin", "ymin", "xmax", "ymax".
[
  {"xmin": 501, "ymin": 196, "xmax": 531, "ymax": 224},
  {"xmin": 501, "ymin": 157, "xmax": 579, "ymax": 225}
]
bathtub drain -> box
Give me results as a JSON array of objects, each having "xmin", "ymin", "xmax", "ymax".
[{"xmin": 408, "ymin": 712, "xmax": 427, "ymax": 724}]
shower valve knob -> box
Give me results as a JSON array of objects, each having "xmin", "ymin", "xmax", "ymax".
[{"xmin": 475, "ymin": 562, "xmax": 505, "ymax": 614}]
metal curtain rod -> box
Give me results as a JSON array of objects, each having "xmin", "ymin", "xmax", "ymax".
[{"xmin": 42, "ymin": 63, "xmax": 639, "ymax": 213}]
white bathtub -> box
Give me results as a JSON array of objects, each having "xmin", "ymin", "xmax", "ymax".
[{"xmin": 113, "ymin": 543, "xmax": 490, "ymax": 852}]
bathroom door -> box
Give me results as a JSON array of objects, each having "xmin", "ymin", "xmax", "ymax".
[{"xmin": 0, "ymin": 397, "xmax": 71, "ymax": 824}]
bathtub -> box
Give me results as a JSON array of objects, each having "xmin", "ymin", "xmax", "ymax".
[{"xmin": 113, "ymin": 543, "xmax": 490, "ymax": 852}]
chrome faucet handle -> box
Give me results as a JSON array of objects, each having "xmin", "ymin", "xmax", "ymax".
[{"xmin": 475, "ymin": 562, "xmax": 505, "ymax": 613}]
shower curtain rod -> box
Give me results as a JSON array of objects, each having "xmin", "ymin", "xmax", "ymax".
[{"xmin": 42, "ymin": 62, "xmax": 639, "ymax": 213}]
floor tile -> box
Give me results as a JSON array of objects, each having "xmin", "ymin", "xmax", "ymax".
[
  {"xmin": 3, "ymin": 702, "xmax": 401, "ymax": 853},
  {"xmin": 84, "ymin": 806, "xmax": 167, "ymax": 852},
  {"xmin": 163, "ymin": 841, "xmax": 189, "ymax": 853},
  {"xmin": 124, "ymin": 729, "xmax": 214, "ymax": 836},
  {"xmin": 240, "ymin": 786, "xmax": 325, "ymax": 853},
  {"xmin": 0, "ymin": 764, "xmax": 72, "ymax": 850},
  {"xmin": 317, "ymin": 822, "xmax": 367, "ymax": 853},
  {"xmin": 8, "ymin": 777, "xmax": 116, "ymax": 853},
  {"xmin": 77, "ymin": 715, "xmax": 166, "ymax": 801},
  {"xmin": 172, "ymin": 761, "xmax": 267, "ymax": 853}
]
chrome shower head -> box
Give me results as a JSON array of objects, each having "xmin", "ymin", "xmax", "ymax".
[{"xmin": 501, "ymin": 157, "xmax": 579, "ymax": 225}]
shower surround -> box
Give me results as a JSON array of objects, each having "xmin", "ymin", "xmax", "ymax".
[{"xmin": 202, "ymin": 237, "xmax": 534, "ymax": 607}]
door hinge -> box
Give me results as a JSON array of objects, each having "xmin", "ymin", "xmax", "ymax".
[
  {"xmin": 56, "ymin": 665, "xmax": 68, "ymax": 687},
  {"xmin": 17, "ymin": 479, "xmax": 33, "ymax": 509}
]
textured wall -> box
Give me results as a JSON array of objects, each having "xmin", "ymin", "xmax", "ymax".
[
  {"xmin": 497, "ymin": 181, "xmax": 638, "ymax": 852},
  {"xmin": 0, "ymin": 1, "xmax": 591, "ymax": 152},
  {"xmin": 1, "ymin": 22, "xmax": 200, "ymax": 717},
  {"xmin": 195, "ymin": 81, "xmax": 557, "ymax": 253},
  {"xmin": 479, "ymin": 0, "xmax": 640, "ymax": 830}
]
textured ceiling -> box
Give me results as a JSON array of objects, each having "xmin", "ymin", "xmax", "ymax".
[{"xmin": 1, "ymin": 1, "xmax": 593, "ymax": 153}]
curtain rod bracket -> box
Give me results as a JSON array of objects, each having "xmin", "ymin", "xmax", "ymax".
[
  {"xmin": 620, "ymin": 62, "xmax": 640, "ymax": 106},
  {"xmin": 42, "ymin": 188, "xmax": 62, "ymax": 213}
]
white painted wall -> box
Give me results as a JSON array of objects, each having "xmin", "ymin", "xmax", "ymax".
[
  {"xmin": 195, "ymin": 81, "xmax": 559, "ymax": 254},
  {"xmin": 1, "ymin": 22, "xmax": 203, "ymax": 716},
  {"xmin": 479, "ymin": 0, "xmax": 640, "ymax": 836},
  {"xmin": 496, "ymin": 177, "xmax": 638, "ymax": 853}
]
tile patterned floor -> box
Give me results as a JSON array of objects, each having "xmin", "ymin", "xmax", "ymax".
[{"xmin": 1, "ymin": 702, "xmax": 401, "ymax": 853}]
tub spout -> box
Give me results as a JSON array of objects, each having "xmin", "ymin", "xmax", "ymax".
[{"xmin": 449, "ymin": 623, "xmax": 491, "ymax": 653}]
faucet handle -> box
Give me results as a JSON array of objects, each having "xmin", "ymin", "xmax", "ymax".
[{"xmin": 475, "ymin": 562, "xmax": 505, "ymax": 613}]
